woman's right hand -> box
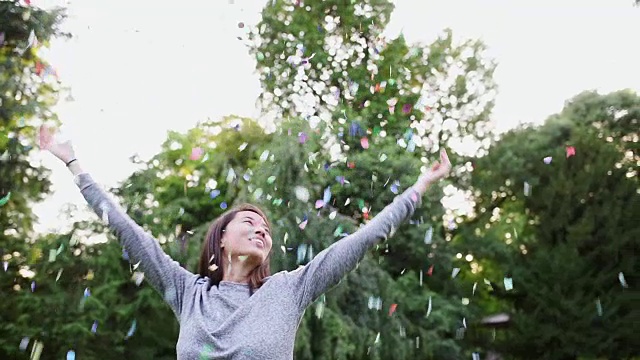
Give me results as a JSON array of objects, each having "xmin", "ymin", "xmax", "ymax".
[{"xmin": 39, "ymin": 125, "xmax": 76, "ymax": 164}]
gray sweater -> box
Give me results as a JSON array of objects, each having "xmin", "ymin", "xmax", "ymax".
[{"xmin": 75, "ymin": 173, "xmax": 422, "ymax": 359}]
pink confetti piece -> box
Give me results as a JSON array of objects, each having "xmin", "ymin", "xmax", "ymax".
[
  {"xmin": 402, "ymin": 103, "xmax": 412, "ymax": 114},
  {"xmin": 388, "ymin": 303, "xmax": 398, "ymax": 316},
  {"xmin": 543, "ymin": 156, "xmax": 552, "ymax": 164},
  {"xmin": 299, "ymin": 219, "xmax": 308, "ymax": 230},
  {"xmin": 315, "ymin": 200, "xmax": 324, "ymax": 209},
  {"xmin": 360, "ymin": 137, "xmax": 369, "ymax": 149},
  {"xmin": 566, "ymin": 146, "xmax": 576, "ymax": 158},
  {"xmin": 190, "ymin": 147, "xmax": 204, "ymax": 160},
  {"xmin": 427, "ymin": 265, "xmax": 434, "ymax": 276}
]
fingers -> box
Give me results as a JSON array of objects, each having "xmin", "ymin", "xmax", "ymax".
[
  {"xmin": 440, "ymin": 149, "xmax": 451, "ymax": 166},
  {"xmin": 432, "ymin": 161, "xmax": 440, "ymax": 170}
]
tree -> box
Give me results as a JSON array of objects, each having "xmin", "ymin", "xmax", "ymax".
[
  {"xmin": 245, "ymin": 0, "xmax": 499, "ymax": 358},
  {"xmin": 456, "ymin": 90, "xmax": 639, "ymax": 359},
  {"xmin": 0, "ymin": 1, "xmax": 71, "ymax": 357}
]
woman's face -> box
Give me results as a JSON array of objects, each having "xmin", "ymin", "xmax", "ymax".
[{"xmin": 221, "ymin": 211, "xmax": 272, "ymax": 266}]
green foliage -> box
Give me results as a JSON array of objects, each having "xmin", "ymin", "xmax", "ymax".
[{"xmin": 456, "ymin": 90, "xmax": 639, "ymax": 359}]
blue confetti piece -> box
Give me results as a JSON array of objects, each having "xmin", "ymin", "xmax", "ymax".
[
  {"xmin": 220, "ymin": 202, "xmax": 228, "ymax": 210},
  {"xmin": 125, "ymin": 320, "xmax": 137, "ymax": 339},
  {"xmin": 390, "ymin": 181, "xmax": 400, "ymax": 194},
  {"xmin": 84, "ymin": 288, "xmax": 91, "ymax": 297},
  {"xmin": 91, "ymin": 321, "xmax": 98, "ymax": 334},
  {"xmin": 66, "ymin": 350, "xmax": 75, "ymax": 360},
  {"xmin": 210, "ymin": 189, "xmax": 221, "ymax": 199},
  {"xmin": 323, "ymin": 187, "xmax": 332, "ymax": 204}
]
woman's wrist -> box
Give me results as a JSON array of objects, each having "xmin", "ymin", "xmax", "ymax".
[{"xmin": 67, "ymin": 159, "xmax": 84, "ymax": 176}]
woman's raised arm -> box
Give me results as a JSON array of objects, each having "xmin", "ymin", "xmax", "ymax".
[{"xmin": 39, "ymin": 126, "xmax": 197, "ymax": 318}]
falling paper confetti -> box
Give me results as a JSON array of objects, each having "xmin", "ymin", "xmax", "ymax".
[
  {"xmin": 210, "ymin": 189, "xmax": 221, "ymax": 199},
  {"xmin": 389, "ymin": 303, "xmax": 398, "ymax": 316},
  {"xmin": 67, "ymin": 350, "xmax": 75, "ymax": 360},
  {"xmin": 472, "ymin": 352, "xmax": 480, "ymax": 360},
  {"xmin": 189, "ymin": 147, "xmax": 204, "ymax": 160},
  {"xmin": 19, "ymin": 337, "xmax": 29, "ymax": 351},
  {"xmin": 504, "ymin": 277, "xmax": 513, "ymax": 291},
  {"xmin": 84, "ymin": 288, "xmax": 91, "ymax": 297},
  {"xmin": 360, "ymin": 137, "xmax": 369, "ymax": 149},
  {"xmin": 220, "ymin": 202, "xmax": 228, "ymax": 209},
  {"xmin": 524, "ymin": 182, "xmax": 531, "ymax": 196},
  {"xmin": 0, "ymin": 192, "xmax": 11, "ymax": 207},
  {"xmin": 566, "ymin": 146, "xmax": 576, "ymax": 158},
  {"xmin": 31, "ymin": 281, "xmax": 36, "ymax": 292},
  {"xmin": 427, "ymin": 264, "xmax": 434, "ymax": 276},
  {"xmin": 618, "ymin": 272, "xmax": 628, "ymax": 288},
  {"xmin": 294, "ymin": 186, "xmax": 310, "ymax": 202},
  {"xmin": 473, "ymin": 282, "xmax": 478, "ymax": 295},
  {"xmin": 543, "ymin": 156, "xmax": 552, "ymax": 164},
  {"xmin": 125, "ymin": 320, "xmax": 137, "ymax": 339},
  {"xmin": 91, "ymin": 321, "xmax": 98, "ymax": 334},
  {"xmin": 3, "ymin": 261, "xmax": 8, "ymax": 272},
  {"xmin": 595, "ymin": 298, "xmax": 603, "ymax": 316},
  {"xmin": 452, "ymin": 268, "xmax": 460, "ymax": 278},
  {"xmin": 426, "ymin": 296, "xmax": 432, "ymax": 317},
  {"xmin": 424, "ymin": 226, "xmax": 433, "ymax": 244}
]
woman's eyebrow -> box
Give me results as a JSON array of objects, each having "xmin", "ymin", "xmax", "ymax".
[{"xmin": 242, "ymin": 216, "xmax": 267, "ymax": 226}]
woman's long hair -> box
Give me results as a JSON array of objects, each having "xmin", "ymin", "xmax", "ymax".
[{"xmin": 198, "ymin": 203, "xmax": 272, "ymax": 295}]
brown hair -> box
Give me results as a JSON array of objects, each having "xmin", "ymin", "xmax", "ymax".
[{"xmin": 197, "ymin": 203, "xmax": 272, "ymax": 295}]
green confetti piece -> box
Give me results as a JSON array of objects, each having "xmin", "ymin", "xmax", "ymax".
[
  {"xmin": 333, "ymin": 225, "xmax": 343, "ymax": 237},
  {"xmin": 267, "ymin": 175, "xmax": 276, "ymax": 184},
  {"xmin": 48, "ymin": 249, "xmax": 57, "ymax": 262},
  {"xmin": 0, "ymin": 192, "xmax": 11, "ymax": 207}
]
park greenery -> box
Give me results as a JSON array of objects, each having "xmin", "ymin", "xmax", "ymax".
[{"xmin": 1, "ymin": 0, "xmax": 637, "ymax": 359}]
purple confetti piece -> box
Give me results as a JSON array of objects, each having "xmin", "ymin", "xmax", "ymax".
[
  {"xmin": 31, "ymin": 281, "xmax": 36, "ymax": 292},
  {"xmin": 402, "ymin": 103, "xmax": 412, "ymax": 114},
  {"xmin": 543, "ymin": 156, "xmax": 552, "ymax": 164},
  {"xmin": 298, "ymin": 132, "xmax": 307, "ymax": 144},
  {"xmin": 220, "ymin": 202, "xmax": 228, "ymax": 209},
  {"xmin": 210, "ymin": 189, "xmax": 221, "ymax": 199},
  {"xmin": 91, "ymin": 321, "xmax": 98, "ymax": 334}
]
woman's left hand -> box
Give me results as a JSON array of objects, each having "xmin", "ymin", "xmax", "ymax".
[{"xmin": 413, "ymin": 149, "xmax": 452, "ymax": 194}]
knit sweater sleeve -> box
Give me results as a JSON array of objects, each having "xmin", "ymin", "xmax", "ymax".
[
  {"xmin": 74, "ymin": 173, "xmax": 196, "ymax": 317},
  {"xmin": 288, "ymin": 186, "xmax": 422, "ymax": 309}
]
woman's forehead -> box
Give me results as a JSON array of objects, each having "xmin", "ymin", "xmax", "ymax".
[{"xmin": 236, "ymin": 211, "xmax": 267, "ymax": 224}]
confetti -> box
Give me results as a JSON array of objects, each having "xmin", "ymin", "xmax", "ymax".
[
  {"xmin": 595, "ymin": 298, "xmax": 603, "ymax": 316},
  {"xmin": 297, "ymin": 244, "xmax": 308, "ymax": 264},
  {"xmin": 504, "ymin": 277, "xmax": 513, "ymax": 291},
  {"xmin": 618, "ymin": 272, "xmax": 628, "ymax": 288},
  {"xmin": 566, "ymin": 146, "xmax": 575, "ymax": 158},
  {"xmin": 220, "ymin": 202, "xmax": 228, "ymax": 209},
  {"xmin": 0, "ymin": 192, "xmax": 11, "ymax": 206},
  {"xmin": 259, "ymin": 150, "xmax": 270, "ymax": 161},
  {"xmin": 84, "ymin": 288, "xmax": 91, "ymax": 297},
  {"xmin": 208, "ymin": 264, "xmax": 219, "ymax": 272},
  {"xmin": 390, "ymin": 181, "xmax": 399, "ymax": 194},
  {"xmin": 315, "ymin": 200, "xmax": 325, "ymax": 209},
  {"xmin": 2, "ymin": 261, "xmax": 7, "ymax": 272},
  {"xmin": 524, "ymin": 182, "xmax": 531, "ymax": 196},
  {"xmin": 424, "ymin": 226, "xmax": 433, "ymax": 244},
  {"xmin": 402, "ymin": 103, "xmax": 412, "ymax": 114},
  {"xmin": 543, "ymin": 156, "xmax": 552, "ymax": 164},
  {"xmin": 91, "ymin": 321, "xmax": 98, "ymax": 334},
  {"xmin": 132, "ymin": 272, "xmax": 144, "ymax": 286},
  {"xmin": 294, "ymin": 186, "xmax": 310, "ymax": 202},
  {"xmin": 388, "ymin": 303, "xmax": 398, "ymax": 316},
  {"xmin": 67, "ymin": 350, "xmax": 75, "ymax": 360},
  {"xmin": 472, "ymin": 282, "xmax": 478, "ymax": 295},
  {"xmin": 298, "ymin": 132, "xmax": 308, "ymax": 144},
  {"xmin": 189, "ymin": 147, "xmax": 204, "ymax": 160},
  {"xmin": 31, "ymin": 281, "xmax": 36, "ymax": 292},
  {"xmin": 379, "ymin": 153, "xmax": 387, "ymax": 162},
  {"xmin": 472, "ymin": 352, "xmax": 480, "ymax": 360},
  {"xmin": 427, "ymin": 264, "xmax": 434, "ymax": 276},
  {"xmin": 125, "ymin": 320, "xmax": 137, "ymax": 339},
  {"xmin": 210, "ymin": 189, "xmax": 221, "ymax": 199},
  {"xmin": 426, "ymin": 296, "xmax": 432, "ymax": 317},
  {"xmin": 0, "ymin": 32, "xmax": 5, "ymax": 46},
  {"xmin": 451, "ymin": 268, "xmax": 460, "ymax": 278},
  {"xmin": 463, "ymin": 317, "xmax": 467, "ymax": 328},
  {"xmin": 19, "ymin": 337, "xmax": 29, "ymax": 351},
  {"xmin": 238, "ymin": 22, "xmax": 245, "ymax": 28},
  {"xmin": 360, "ymin": 137, "xmax": 369, "ymax": 149}
]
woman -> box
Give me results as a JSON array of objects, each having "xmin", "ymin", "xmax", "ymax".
[{"xmin": 39, "ymin": 125, "xmax": 451, "ymax": 359}]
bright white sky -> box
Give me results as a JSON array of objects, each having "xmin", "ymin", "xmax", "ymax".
[{"xmin": 31, "ymin": 0, "xmax": 640, "ymax": 234}]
